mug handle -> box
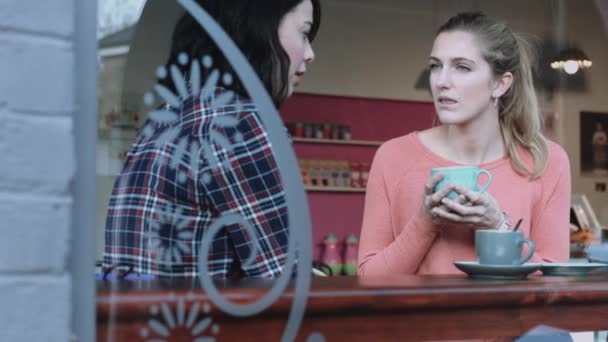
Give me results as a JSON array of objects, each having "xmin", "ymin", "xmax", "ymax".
[
  {"xmin": 476, "ymin": 169, "xmax": 492, "ymax": 193},
  {"xmin": 518, "ymin": 238, "xmax": 535, "ymax": 264}
]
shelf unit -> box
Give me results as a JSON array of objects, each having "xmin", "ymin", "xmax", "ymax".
[{"xmin": 280, "ymin": 93, "xmax": 437, "ymax": 261}]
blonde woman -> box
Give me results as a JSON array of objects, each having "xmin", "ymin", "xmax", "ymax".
[{"xmin": 358, "ymin": 12, "xmax": 571, "ymax": 276}]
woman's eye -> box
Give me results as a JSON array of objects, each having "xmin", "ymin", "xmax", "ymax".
[
  {"xmin": 456, "ymin": 64, "xmax": 471, "ymax": 71},
  {"xmin": 429, "ymin": 63, "xmax": 440, "ymax": 71}
]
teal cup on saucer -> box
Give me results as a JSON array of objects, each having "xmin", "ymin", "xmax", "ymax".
[
  {"xmin": 431, "ymin": 166, "xmax": 492, "ymax": 200},
  {"xmin": 475, "ymin": 230, "xmax": 535, "ymax": 265}
]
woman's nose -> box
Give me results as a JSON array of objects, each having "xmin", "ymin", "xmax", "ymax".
[
  {"xmin": 305, "ymin": 41, "xmax": 315, "ymax": 63},
  {"xmin": 435, "ymin": 69, "xmax": 451, "ymax": 88}
]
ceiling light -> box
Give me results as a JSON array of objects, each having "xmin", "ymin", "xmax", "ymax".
[{"xmin": 551, "ymin": 47, "xmax": 592, "ymax": 74}]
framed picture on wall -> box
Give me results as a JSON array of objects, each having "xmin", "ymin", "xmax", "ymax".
[{"xmin": 580, "ymin": 111, "xmax": 608, "ymax": 176}]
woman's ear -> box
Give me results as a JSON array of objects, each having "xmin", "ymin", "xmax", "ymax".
[{"xmin": 493, "ymin": 71, "xmax": 513, "ymax": 98}]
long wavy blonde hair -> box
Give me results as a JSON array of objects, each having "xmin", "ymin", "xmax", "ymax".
[{"xmin": 437, "ymin": 12, "xmax": 548, "ymax": 179}]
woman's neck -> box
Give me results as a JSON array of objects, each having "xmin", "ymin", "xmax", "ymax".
[{"xmin": 439, "ymin": 114, "xmax": 504, "ymax": 165}]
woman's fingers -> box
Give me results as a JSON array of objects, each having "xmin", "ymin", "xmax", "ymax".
[
  {"xmin": 424, "ymin": 172, "xmax": 444, "ymax": 195},
  {"xmin": 453, "ymin": 186, "xmax": 484, "ymax": 205},
  {"xmin": 429, "ymin": 195, "xmax": 467, "ymax": 224},
  {"xmin": 432, "ymin": 205, "xmax": 481, "ymax": 225},
  {"xmin": 431, "ymin": 185, "xmax": 455, "ymax": 205},
  {"xmin": 435, "ymin": 187, "xmax": 503, "ymax": 229},
  {"xmin": 440, "ymin": 197, "xmax": 484, "ymax": 216}
]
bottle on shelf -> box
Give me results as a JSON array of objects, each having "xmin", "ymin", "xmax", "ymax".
[
  {"xmin": 328, "ymin": 160, "xmax": 338, "ymax": 187},
  {"xmin": 340, "ymin": 125, "xmax": 352, "ymax": 141},
  {"xmin": 294, "ymin": 122, "xmax": 304, "ymax": 137},
  {"xmin": 320, "ymin": 160, "xmax": 332, "ymax": 187},
  {"xmin": 315, "ymin": 123, "xmax": 324, "ymax": 139},
  {"xmin": 303, "ymin": 122, "xmax": 314, "ymax": 138},
  {"xmin": 309, "ymin": 160, "xmax": 321, "ymax": 186},
  {"xmin": 323, "ymin": 123, "xmax": 332, "ymax": 139},
  {"xmin": 343, "ymin": 233, "xmax": 359, "ymax": 276},
  {"xmin": 339, "ymin": 161, "xmax": 351, "ymax": 187},
  {"xmin": 322, "ymin": 234, "xmax": 343, "ymax": 276},
  {"xmin": 299, "ymin": 159, "xmax": 311, "ymax": 186},
  {"xmin": 331, "ymin": 124, "xmax": 341, "ymax": 140}
]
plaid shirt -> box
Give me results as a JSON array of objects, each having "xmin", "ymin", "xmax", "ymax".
[{"xmin": 103, "ymin": 90, "xmax": 290, "ymax": 278}]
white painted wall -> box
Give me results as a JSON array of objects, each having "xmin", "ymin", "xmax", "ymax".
[{"xmin": 0, "ymin": 0, "xmax": 74, "ymax": 340}]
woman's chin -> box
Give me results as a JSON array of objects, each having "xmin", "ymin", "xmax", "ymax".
[{"xmin": 437, "ymin": 114, "xmax": 465, "ymax": 125}]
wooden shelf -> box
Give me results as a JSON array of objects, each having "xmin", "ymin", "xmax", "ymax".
[
  {"xmin": 292, "ymin": 137, "xmax": 383, "ymax": 147},
  {"xmin": 305, "ymin": 186, "xmax": 366, "ymax": 193}
]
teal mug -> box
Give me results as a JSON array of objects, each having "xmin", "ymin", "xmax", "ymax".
[
  {"xmin": 475, "ymin": 230, "xmax": 535, "ymax": 265},
  {"xmin": 431, "ymin": 166, "xmax": 492, "ymax": 200}
]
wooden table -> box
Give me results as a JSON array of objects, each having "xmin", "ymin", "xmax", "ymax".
[{"xmin": 97, "ymin": 275, "xmax": 608, "ymax": 341}]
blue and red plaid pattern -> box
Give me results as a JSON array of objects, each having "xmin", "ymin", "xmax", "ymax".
[{"xmin": 103, "ymin": 90, "xmax": 290, "ymax": 278}]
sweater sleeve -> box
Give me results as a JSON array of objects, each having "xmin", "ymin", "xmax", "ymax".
[
  {"xmin": 358, "ymin": 143, "xmax": 438, "ymax": 276},
  {"xmin": 527, "ymin": 144, "xmax": 571, "ymax": 263}
]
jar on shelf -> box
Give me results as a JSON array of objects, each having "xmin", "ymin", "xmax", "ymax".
[
  {"xmin": 320, "ymin": 160, "xmax": 332, "ymax": 187},
  {"xmin": 330, "ymin": 160, "xmax": 341, "ymax": 187},
  {"xmin": 343, "ymin": 234, "xmax": 359, "ymax": 276},
  {"xmin": 315, "ymin": 123, "xmax": 324, "ymax": 139},
  {"xmin": 299, "ymin": 159, "xmax": 311, "ymax": 186},
  {"xmin": 294, "ymin": 122, "xmax": 304, "ymax": 138},
  {"xmin": 309, "ymin": 159, "xmax": 320, "ymax": 186},
  {"xmin": 340, "ymin": 125, "xmax": 352, "ymax": 141},
  {"xmin": 339, "ymin": 161, "xmax": 351, "ymax": 187},
  {"xmin": 322, "ymin": 234, "xmax": 343, "ymax": 276},
  {"xmin": 323, "ymin": 123, "xmax": 332, "ymax": 139},
  {"xmin": 331, "ymin": 124, "xmax": 341, "ymax": 140},
  {"xmin": 303, "ymin": 122, "xmax": 314, "ymax": 138}
]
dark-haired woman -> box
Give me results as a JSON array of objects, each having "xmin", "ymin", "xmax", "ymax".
[{"xmin": 104, "ymin": 0, "xmax": 321, "ymax": 278}]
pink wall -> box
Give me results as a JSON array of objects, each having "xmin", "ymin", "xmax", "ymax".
[{"xmin": 280, "ymin": 93, "xmax": 436, "ymax": 260}]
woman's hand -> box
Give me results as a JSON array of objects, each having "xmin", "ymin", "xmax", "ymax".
[
  {"xmin": 431, "ymin": 185, "xmax": 504, "ymax": 229},
  {"xmin": 422, "ymin": 173, "xmax": 468, "ymax": 225}
]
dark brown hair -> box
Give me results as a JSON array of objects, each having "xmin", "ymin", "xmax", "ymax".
[{"xmin": 162, "ymin": 0, "xmax": 321, "ymax": 108}]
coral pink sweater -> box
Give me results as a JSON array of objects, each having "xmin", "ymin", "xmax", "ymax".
[{"xmin": 358, "ymin": 132, "xmax": 571, "ymax": 276}]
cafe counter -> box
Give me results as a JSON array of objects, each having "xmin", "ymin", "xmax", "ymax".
[{"xmin": 97, "ymin": 274, "xmax": 608, "ymax": 341}]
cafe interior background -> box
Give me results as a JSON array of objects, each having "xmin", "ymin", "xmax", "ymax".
[{"xmin": 96, "ymin": 0, "xmax": 608, "ymax": 261}]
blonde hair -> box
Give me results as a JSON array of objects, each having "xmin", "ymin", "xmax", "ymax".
[{"xmin": 438, "ymin": 12, "xmax": 548, "ymax": 179}]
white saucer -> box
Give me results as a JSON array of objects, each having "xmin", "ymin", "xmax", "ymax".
[
  {"xmin": 540, "ymin": 262, "xmax": 608, "ymax": 276},
  {"xmin": 454, "ymin": 261, "xmax": 542, "ymax": 279}
]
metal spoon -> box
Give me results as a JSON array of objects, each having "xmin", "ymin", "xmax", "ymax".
[{"xmin": 513, "ymin": 218, "xmax": 523, "ymax": 232}]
